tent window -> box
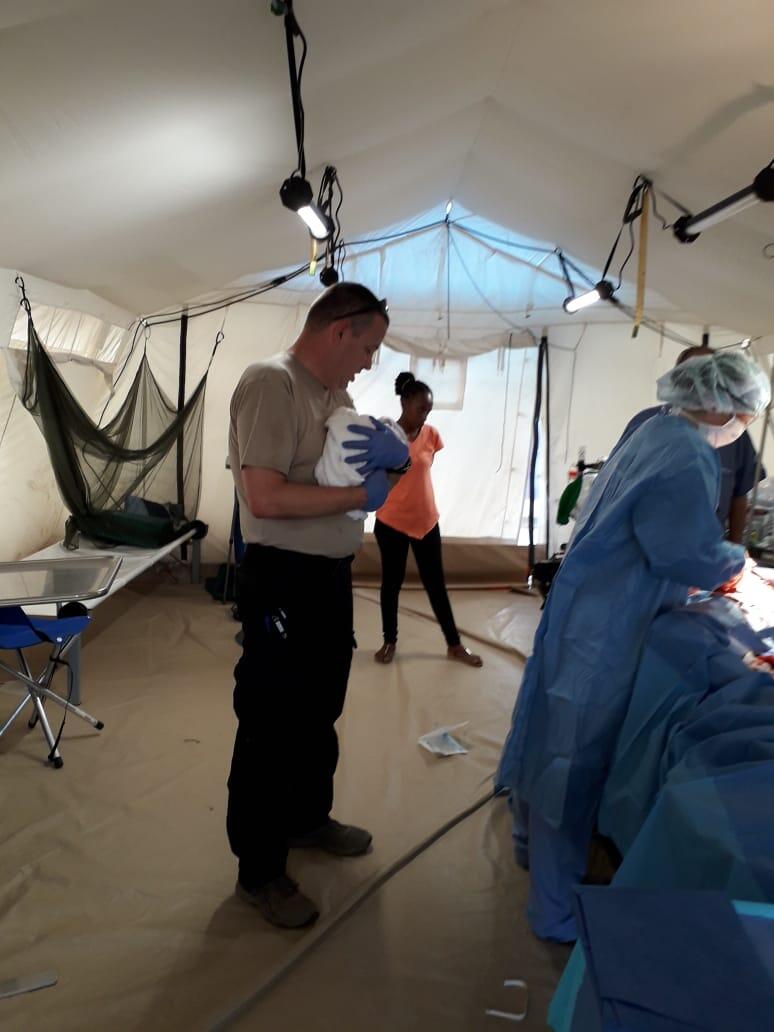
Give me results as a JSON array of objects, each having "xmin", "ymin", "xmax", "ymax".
[
  {"xmin": 409, "ymin": 356, "xmax": 467, "ymax": 410},
  {"xmin": 352, "ymin": 345, "xmax": 546, "ymax": 542},
  {"xmin": 10, "ymin": 304, "xmax": 126, "ymax": 366}
]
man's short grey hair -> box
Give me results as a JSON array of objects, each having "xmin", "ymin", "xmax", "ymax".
[{"xmin": 305, "ymin": 282, "xmax": 389, "ymax": 334}]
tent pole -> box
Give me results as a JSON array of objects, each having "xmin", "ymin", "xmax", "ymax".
[
  {"xmin": 177, "ymin": 307, "xmax": 189, "ymax": 558},
  {"xmin": 510, "ymin": 336, "xmax": 544, "ymax": 597},
  {"xmin": 745, "ymin": 358, "xmax": 774, "ymax": 548},
  {"xmin": 544, "ymin": 330, "xmax": 551, "ymax": 559}
]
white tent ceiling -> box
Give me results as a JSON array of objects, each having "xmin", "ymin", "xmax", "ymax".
[{"xmin": 1, "ymin": 0, "xmax": 774, "ymax": 335}]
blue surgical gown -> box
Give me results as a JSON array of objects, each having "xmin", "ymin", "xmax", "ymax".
[{"xmin": 498, "ymin": 413, "xmax": 745, "ymax": 834}]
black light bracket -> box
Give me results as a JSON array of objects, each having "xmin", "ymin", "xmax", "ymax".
[
  {"xmin": 279, "ymin": 174, "xmax": 313, "ymax": 212},
  {"xmin": 272, "ymin": 2, "xmax": 343, "ymax": 253},
  {"xmin": 673, "ymin": 163, "xmax": 774, "ymax": 243}
]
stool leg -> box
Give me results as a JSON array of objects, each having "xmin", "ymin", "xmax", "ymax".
[
  {"xmin": 0, "ymin": 694, "xmax": 32, "ymax": 738},
  {"xmin": 30, "ymin": 693, "xmax": 63, "ymax": 768},
  {"xmin": 67, "ymin": 636, "xmax": 82, "ymax": 707},
  {"xmin": 28, "ymin": 703, "xmax": 42, "ymax": 729},
  {"xmin": 35, "ymin": 685, "xmax": 103, "ymax": 729}
]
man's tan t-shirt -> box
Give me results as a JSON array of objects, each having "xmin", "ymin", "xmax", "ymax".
[{"xmin": 228, "ymin": 353, "xmax": 363, "ymax": 558}]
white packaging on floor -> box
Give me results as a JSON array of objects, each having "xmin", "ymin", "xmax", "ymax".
[{"xmin": 418, "ymin": 722, "xmax": 469, "ymax": 756}]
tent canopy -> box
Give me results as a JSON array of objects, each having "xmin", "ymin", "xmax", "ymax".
[
  {"xmin": 0, "ymin": 0, "xmax": 772, "ymax": 338},
  {"xmin": 248, "ymin": 203, "xmax": 695, "ymax": 357}
]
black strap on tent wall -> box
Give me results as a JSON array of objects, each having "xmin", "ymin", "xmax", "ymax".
[
  {"xmin": 544, "ymin": 332, "xmax": 551, "ymax": 559},
  {"xmin": 14, "ymin": 276, "xmax": 218, "ymax": 549},
  {"xmin": 526, "ymin": 333, "xmax": 550, "ymax": 573},
  {"xmin": 177, "ymin": 307, "xmax": 189, "ymax": 512}
]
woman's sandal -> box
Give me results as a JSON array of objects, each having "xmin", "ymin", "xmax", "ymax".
[
  {"xmin": 447, "ymin": 644, "xmax": 483, "ymax": 668},
  {"xmin": 375, "ymin": 642, "xmax": 397, "ymax": 664}
]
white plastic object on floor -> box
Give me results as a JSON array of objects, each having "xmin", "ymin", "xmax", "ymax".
[
  {"xmin": 484, "ymin": 978, "xmax": 528, "ymax": 1022},
  {"xmin": 417, "ymin": 721, "xmax": 469, "ymax": 756}
]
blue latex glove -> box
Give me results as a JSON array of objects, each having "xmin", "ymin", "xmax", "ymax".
[
  {"xmin": 343, "ymin": 417, "xmax": 409, "ymax": 474},
  {"xmin": 362, "ymin": 469, "xmax": 390, "ymax": 511}
]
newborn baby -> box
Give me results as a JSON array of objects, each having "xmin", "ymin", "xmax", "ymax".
[{"xmin": 315, "ymin": 407, "xmax": 408, "ymax": 519}]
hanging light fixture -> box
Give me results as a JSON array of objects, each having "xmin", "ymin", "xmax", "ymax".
[
  {"xmin": 279, "ymin": 174, "xmax": 333, "ymax": 240},
  {"xmin": 563, "ymin": 280, "xmax": 615, "ymax": 314},
  {"xmin": 272, "ymin": 1, "xmax": 341, "ymax": 244},
  {"xmin": 673, "ymin": 162, "xmax": 774, "ymax": 243}
]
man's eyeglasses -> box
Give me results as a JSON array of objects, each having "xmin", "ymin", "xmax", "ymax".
[{"xmin": 336, "ymin": 298, "xmax": 389, "ymax": 322}]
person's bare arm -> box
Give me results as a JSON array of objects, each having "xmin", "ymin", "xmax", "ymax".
[
  {"xmin": 728, "ymin": 495, "xmax": 748, "ymax": 545},
  {"xmin": 242, "ymin": 466, "xmax": 367, "ymax": 519}
]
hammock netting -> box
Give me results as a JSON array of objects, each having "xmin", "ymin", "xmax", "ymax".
[{"xmin": 18, "ymin": 310, "xmax": 208, "ymax": 549}]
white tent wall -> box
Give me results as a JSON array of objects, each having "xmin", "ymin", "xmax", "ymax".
[
  {"xmin": 0, "ymin": 355, "xmax": 65, "ymax": 561},
  {"xmin": 544, "ymin": 323, "xmax": 771, "ymax": 556},
  {"xmin": 141, "ymin": 296, "xmax": 757, "ymax": 567},
  {"xmin": 146, "ymin": 300, "xmax": 539, "ymax": 564},
  {"xmin": 0, "ymin": 354, "xmax": 119, "ymax": 561},
  {"xmin": 140, "ymin": 302, "xmax": 306, "ymax": 563},
  {"xmin": 349, "ymin": 342, "xmax": 543, "ymax": 542},
  {"xmin": 0, "ymin": 270, "xmax": 767, "ymax": 567},
  {"xmin": 0, "ymin": 270, "xmax": 133, "ymax": 349}
]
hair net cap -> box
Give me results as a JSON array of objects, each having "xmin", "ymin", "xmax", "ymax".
[{"xmin": 656, "ymin": 351, "xmax": 771, "ymax": 416}]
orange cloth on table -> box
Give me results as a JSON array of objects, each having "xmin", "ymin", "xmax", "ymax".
[{"xmin": 376, "ymin": 424, "xmax": 443, "ymax": 540}]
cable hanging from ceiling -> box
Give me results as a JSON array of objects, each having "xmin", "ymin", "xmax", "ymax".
[
  {"xmin": 132, "ymin": 212, "xmax": 719, "ymax": 352},
  {"xmin": 555, "ymin": 158, "xmax": 774, "ymax": 336},
  {"xmin": 272, "ymin": 0, "xmax": 344, "ymax": 286}
]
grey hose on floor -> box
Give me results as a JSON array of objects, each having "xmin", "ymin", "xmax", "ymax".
[
  {"xmin": 353, "ymin": 589, "xmax": 531, "ymax": 664},
  {"xmin": 210, "ymin": 789, "xmax": 497, "ymax": 1030}
]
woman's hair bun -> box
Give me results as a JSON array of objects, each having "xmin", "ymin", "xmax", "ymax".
[{"xmin": 395, "ymin": 371, "xmax": 415, "ymax": 396}]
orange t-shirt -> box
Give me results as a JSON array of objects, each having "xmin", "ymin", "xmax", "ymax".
[{"xmin": 376, "ymin": 424, "xmax": 443, "ymax": 539}]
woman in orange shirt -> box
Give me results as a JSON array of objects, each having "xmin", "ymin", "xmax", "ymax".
[{"xmin": 374, "ymin": 372, "xmax": 483, "ymax": 668}]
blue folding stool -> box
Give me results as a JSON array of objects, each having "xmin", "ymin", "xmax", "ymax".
[{"xmin": 0, "ymin": 603, "xmax": 102, "ymax": 768}]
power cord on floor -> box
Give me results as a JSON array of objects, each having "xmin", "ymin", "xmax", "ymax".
[
  {"xmin": 353, "ymin": 589, "xmax": 531, "ymax": 664},
  {"xmin": 210, "ymin": 790, "xmax": 498, "ymax": 1030}
]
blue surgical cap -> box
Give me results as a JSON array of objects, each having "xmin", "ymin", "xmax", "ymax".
[{"xmin": 657, "ymin": 350, "xmax": 771, "ymax": 416}]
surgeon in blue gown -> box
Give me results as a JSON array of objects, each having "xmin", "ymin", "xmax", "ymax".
[{"xmin": 497, "ymin": 349, "xmax": 770, "ymax": 943}]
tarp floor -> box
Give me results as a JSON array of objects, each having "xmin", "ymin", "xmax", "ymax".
[{"xmin": 0, "ymin": 571, "xmax": 567, "ymax": 1031}]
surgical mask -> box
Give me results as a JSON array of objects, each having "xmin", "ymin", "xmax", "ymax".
[{"xmin": 677, "ymin": 410, "xmax": 748, "ymax": 449}]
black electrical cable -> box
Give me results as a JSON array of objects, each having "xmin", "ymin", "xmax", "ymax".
[
  {"xmin": 333, "ymin": 182, "xmax": 345, "ymax": 269},
  {"xmin": 648, "ymin": 185, "xmax": 673, "ymax": 230},
  {"xmin": 560, "ymin": 254, "xmax": 598, "ymax": 290},
  {"xmin": 47, "ymin": 654, "xmax": 74, "ymax": 763},
  {"xmin": 600, "ymin": 176, "xmax": 648, "ymax": 284},
  {"xmin": 139, "ymin": 265, "xmax": 311, "ymax": 327},
  {"xmin": 653, "ymin": 184, "xmax": 691, "ymax": 219},
  {"xmin": 449, "ymin": 232, "xmax": 537, "ymax": 343},
  {"xmin": 612, "ymin": 300, "xmax": 698, "ymax": 347},
  {"xmin": 343, "ymin": 217, "xmax": 451, "ymax": 248},
  {"xmin": 453, "ymin": 224, "xmax": 559, "ymax": 257},
  {"xmin": 150, "ymin": 266, "xmax": 308, "ymax": 320},
  {"xmin": 616, "ymin": 215, "xmax": 637, "ymax": 290},
  {"xmin": 139, "ymin": 215, "xmax": 576, "ymax": 331},
  {"xmin": 556, "ymin": 249, "xmax": 576, "ymax": 297},
  {"xmin": 112, "ymin": 176, "xmax": 699, "ymax": 344},
  {"xmin": 282, "ymin": 2, "xmax": 308, "ymax": 178},
  {"xmin": 293, "ymin": 26, "xmax": 307, "ymax": 176}
]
